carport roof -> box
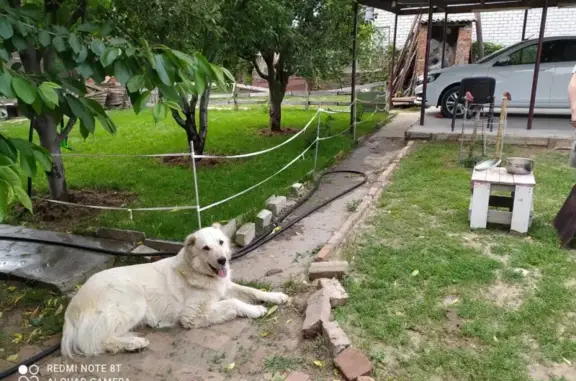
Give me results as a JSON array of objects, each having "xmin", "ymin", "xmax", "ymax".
[{"xmin": 359, "ymin": 0, "xmax": 576, "ymax": 14}]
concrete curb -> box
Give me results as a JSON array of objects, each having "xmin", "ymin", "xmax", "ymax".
[
  {"xmin": 314, "ymin": 141, "xmax": 416, "ymax": 262},
  {"xmin": 405, "ymin": 130, "xmax": 572, "ymax": 149}
]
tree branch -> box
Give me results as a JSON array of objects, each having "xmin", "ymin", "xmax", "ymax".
[
  {"xmin": 58, "ymin": 117, "xmax": 77, "ymax": 141},
  {"xmin": 251, "ymin": 59, "xmax": 269, "ymax": 80},
  {"xmin": 171, "ymin": 109, "xmax": 186, "ymax": 128},
  {"xmin": 67, "ymin": 0, "xmax": 86, "ymax": 28}
]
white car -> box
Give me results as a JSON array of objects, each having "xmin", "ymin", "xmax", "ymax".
[{"xmin": 414, "ymin": 36, "xmax": 576, "ymax": 118}]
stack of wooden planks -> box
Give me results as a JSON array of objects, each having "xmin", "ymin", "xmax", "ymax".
[{"xmin": 390, "ymin": 15, "xmax": 421, "ymax": 100}]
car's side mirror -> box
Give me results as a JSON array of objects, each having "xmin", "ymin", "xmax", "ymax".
[{"xmin": 494, "ymin": 56, "xmax": 511, "ymax": 67}]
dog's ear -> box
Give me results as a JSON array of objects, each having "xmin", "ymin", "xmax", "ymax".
[
  {"xmin": 184, "ymin": 234, "xmax": 196, "ymax": 247},
  {"xmin": 212, "ymin": 222, "xmax": 222, "ymax": 230}
]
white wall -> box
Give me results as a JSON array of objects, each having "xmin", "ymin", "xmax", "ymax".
[{"xmin": 372, "ymin": 7, "xmax": 576, "ymax": 48}]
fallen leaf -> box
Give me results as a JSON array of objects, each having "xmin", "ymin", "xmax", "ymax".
[
  {"xmin": 12, "ymin": 295, "xmax": 23, "ymax": 305},
  {"xmin": 55, "ymin": 304, "xmax": 63, "ymax": 315},
  {"xmin": 265, "ymin": 305, "xmax": 278, "ymax": 317},
  {"xmin": 7, "ymin": 286, "xmax": 16, "ymax": 291},
  {"xmin": 226, "ymin": 362, "xmax": 235, "ymax": 370},
  {"xmin": 260, "ymin": 331, "xmax": 269, "ymax": 337},
  {"xmin": 563, "ymin": 357, "xmax": 572, "ymax": 366},
  {"xmin": 286, "ymin": 319, "xmax": 292, "ymax": 324},
  {"xmin": 493, "ymin": 336, "xmax": 499, "ymax": 342},
  {"xmin": 6, "ymin": 354, "xmax": 18, "ymax": 362},
  {"xmin": 313, "ymin": 360, "xmax": 323, "ymax": 368},
  {"xmin": 411, "ymin": 269, "xmax": 420, "ymax": 277},
  {"xmin": 0, "ymin": 312, "xmax": 3, "ymax": 319},
  {"xmin": 12, "ymin": 333, "xmax": 22, "ymax": 344}
]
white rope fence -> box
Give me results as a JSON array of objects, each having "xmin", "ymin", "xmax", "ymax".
[{"xmin": 40, "ymin": 93, "xmax": 388, "ymax": 226}]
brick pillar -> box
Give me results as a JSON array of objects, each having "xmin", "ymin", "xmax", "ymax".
[
  {"xmin": 455, "ymin": 25, "xmax": 472, "ymax": 66},
  {"xmin": 415, "ymin": 24, "xmax": 428, "ymax": 77}
]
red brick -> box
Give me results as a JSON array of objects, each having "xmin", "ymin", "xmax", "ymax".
[
  {"xmin": 334, "ymin": 347, "xmax": 372, "ymax": 381},
  {"xmin": 314, "ymin": 245, "xmax": 333, "ymax": 262},
  {"xmin": 302, "ymin": 290, "xmax": 331, "ymax": 338},
  {"xmin": 358, "ymin": 377, "xmax": 376, "ymax": 381},
  {"xmin": 309, "ymin": 261, "xmax": 349, "ymax": 280},
  {"xmin": 322, "ymin": 321, "xmax": 351, "ymax": 355},
  {"xmin": 317, "ymin": 278, "xmax": 349, "ymax": 307},
  {"xmin": 286, "ymin": 371, "xmax": 311, "ymax": 381}
]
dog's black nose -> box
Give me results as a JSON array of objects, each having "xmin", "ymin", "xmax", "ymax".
[{"xmin": 217, "ymin": 257, "xmax": 227, "ymax": 266}]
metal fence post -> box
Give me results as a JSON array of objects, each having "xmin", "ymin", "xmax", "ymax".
[
  {"xmin": 313, "ymin": 112, "xmax": 321, "ymax": 171},
  {"xmin": 190, "ymin": 141, "xmax": 202, "ymax": 228}
]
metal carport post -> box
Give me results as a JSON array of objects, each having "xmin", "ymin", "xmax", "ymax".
[
  {"xmin": 527, "ymin": 0, "xmax": 548, "ymax": 130},
  {"xmin": 419, "ymin": 0, "xmax": 434, "ymax": 126}
]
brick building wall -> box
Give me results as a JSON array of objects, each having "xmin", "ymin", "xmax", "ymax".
[
  {"xmin": 373, "ymin": 7, "xmax": 576, "ymax": 49},
  {"xmin": 415, "ymin": 22, "xmax": 472, "ymax": 76}
]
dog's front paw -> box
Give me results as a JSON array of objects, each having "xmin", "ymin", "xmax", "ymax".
[
  {"xmin": 244, "ymin": 305, "xmax": 267, "ymax": 319},
  {"xmin": 266, "ymin": 292, "xmax": 289, "ymax": 305}
]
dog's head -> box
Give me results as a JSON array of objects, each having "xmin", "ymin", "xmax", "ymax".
[{"xmin": 183, "ymin": 223, "xmax": 231, "ymax": 278}]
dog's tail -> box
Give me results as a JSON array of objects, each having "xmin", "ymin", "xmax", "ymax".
[{"xmin": 61, "ymin": 304, "xmax": 112, "ymax": 357}]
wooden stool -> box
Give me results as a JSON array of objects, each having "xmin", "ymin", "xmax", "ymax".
[{"xmin": 469, "ymin": 167, "xmax": 535, "ymax": 234}]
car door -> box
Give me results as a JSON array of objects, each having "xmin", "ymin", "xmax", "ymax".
[
  {"xmin": 548, "ymin": 39, "xmax": 576, "ymax": 107},
  {"xmin": 487, "ymin": 41, "xmax": 555, "ymax": 108}
]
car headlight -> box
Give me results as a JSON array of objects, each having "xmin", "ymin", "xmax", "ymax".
[{"xmin": 416, "ymin": 73, "xmax": 441, "ymax": 86}]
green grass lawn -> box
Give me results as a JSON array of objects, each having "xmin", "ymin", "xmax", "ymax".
[
  {"xmin": 336, "ymin": 142, "xmax": 576, "ymax": 381},
  {"xmin": 1, "ymin": 107, "xmax": 387, "ymax": 240}
]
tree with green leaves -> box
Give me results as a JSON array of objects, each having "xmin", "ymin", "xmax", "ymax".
[
  {"xmin": 223, "ymin": 0, "xmax": 371, "ymax": 132},
  {"xmin": 111, "ymin": 0, "xmax": 235, "ymax": 157},
  {"xmin": 0, "ymin": 0, "xmax": 228, "ymax": 214}
]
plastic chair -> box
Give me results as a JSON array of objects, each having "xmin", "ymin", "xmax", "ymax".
[{"xmin": 450, "ymin": 77, "xmax": 496, "ymax": 132}]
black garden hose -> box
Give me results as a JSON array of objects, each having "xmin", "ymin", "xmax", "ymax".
[{"xmin": 0, "ymin": 169, "xmax": 367, "ymax": 380}]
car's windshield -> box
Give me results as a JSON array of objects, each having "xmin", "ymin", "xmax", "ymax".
[{"xmin": 475, "ymin": 41, "xmax": 525, "ymax": 64}]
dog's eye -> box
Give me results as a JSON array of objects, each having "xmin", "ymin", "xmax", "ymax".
[
  {"xmin": 219, "ymin": 240, "xmax": 224, "ymax": 245},
  {"xmin": 202, "ymin": 246, "xmax": 211, "ymax": 251}
]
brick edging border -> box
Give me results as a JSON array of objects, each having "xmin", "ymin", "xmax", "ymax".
[{"xmin": 314, "ymin": 141, "xmax": 416, "ymax": 262}]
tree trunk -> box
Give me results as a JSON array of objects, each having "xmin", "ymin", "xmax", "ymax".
[
  {"xmin": 198, "ymin": 87, "xmax": 210, "ymax": 154},
  {"xmin": 268, "ymin": 80, "xmax": 286, "ymax": 132},
  {"xmin": 34, "ymin": 113, "xmax": 69, "ymax": 201}
]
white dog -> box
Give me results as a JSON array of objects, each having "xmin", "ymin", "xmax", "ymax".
[{"xmin": 61, "ymin": 224, "xmax": 288, "ymax": 357}]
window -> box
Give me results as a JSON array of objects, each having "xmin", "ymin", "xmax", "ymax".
[
  {"xmin": 508, "ymin": 44, "xmax": 538, "ymax": 65},
  {"xmin": 546, "ymin": 40, "xmax": 576, "ymax": 62}
]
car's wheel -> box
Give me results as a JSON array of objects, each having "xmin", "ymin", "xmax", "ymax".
[
  {"xmin": 440, "ymin": 86, "xmax": 466, "ymax": 119},
  {"xmin": 0, "ymin": 107, "xmax": 8, "ymax": 121}
]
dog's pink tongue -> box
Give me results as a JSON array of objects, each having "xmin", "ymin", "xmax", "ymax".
[{"xmin": 218, "ymin": 268, "xmax": 227, "ymax": 278}]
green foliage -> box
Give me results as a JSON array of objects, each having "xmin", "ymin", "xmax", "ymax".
[
  {"xmin": 0, "ymin": 0, "xmax": 231, "ymax": 216},
  {"xmin": 471, "ymin": 41, "xmax": 505, "ymax": 63},
  {"xmin": 0, "ymin": 133, "xmax": 50, "ymax": 219}
]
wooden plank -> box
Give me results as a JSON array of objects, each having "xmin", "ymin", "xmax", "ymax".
[
  {"xmin": 471, "ymin": 169, "xmax": 487, "ymax": 182},
  {"xmin": 511, "ymin": 184, "xmax": 534, "ymax": 234},
  {"xmin": 512, "ymin": 172, "xmax": 536, "ymax": 186},
  {"xmin": 499, "ymin": 170, "xmax": 515, "ymax": 185},
  {"xmin": 487, "ymin": 210, "xmax": 512, "ymax": 225},
  {"xmin": 486, "ymin": 168, "xmax": 501, "ymax": 183},
  {"xmin": 470, "ymin": 182, "xmax": 491, "ymax": 229},
  {"xmin": 491, "ymin": 184, "xmax": 515, "ymax": 193}
]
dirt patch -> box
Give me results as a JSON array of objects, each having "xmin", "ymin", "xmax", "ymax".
[
  {"xmin": 529, "ymin": 362, "xmax": 576, "ymax": 381},
  {"xmin": 258, "ymin": 127, "xmax": 299, "ymax": 137},
  {"xmin": 0, "ymin": 280, "xmax": 67, "ymax": 368},
  {"xmin": 485, "ymin": 281, "xmax": 523, "ymax": 309},
  {"xmin": 159, "ymin": 155, "xmax": 225, "ymax": 169},
  {"xmin": 15, "ymin": 189, "xmax": 137, "ymax": 232},
  {"xmin": 444, "ymin": 308, "xmax": 463, "ymax": 334}
]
